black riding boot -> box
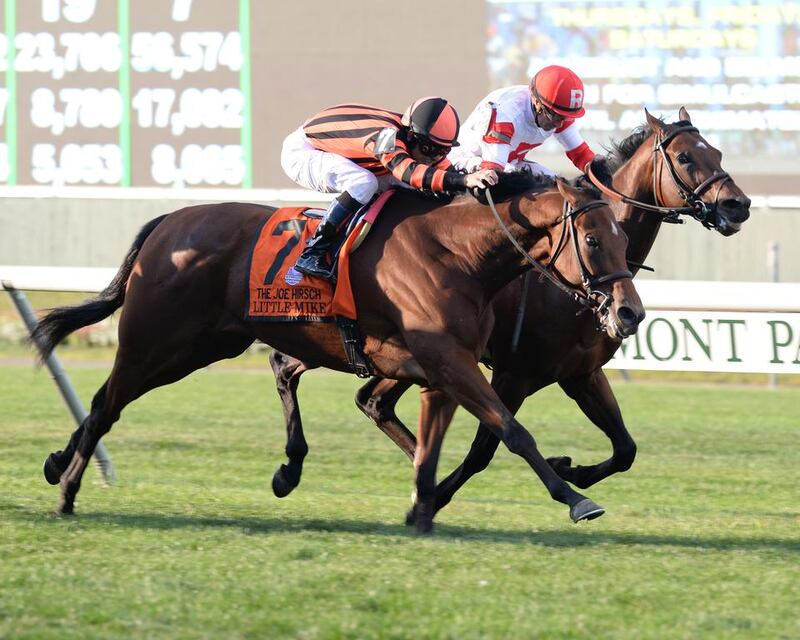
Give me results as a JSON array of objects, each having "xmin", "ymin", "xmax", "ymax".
[{"xmin": 294, "ymin": 193, "xmax": 362, "ymax": 279}]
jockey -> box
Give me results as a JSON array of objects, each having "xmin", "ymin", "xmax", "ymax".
[
  {"xmin": 281, "ymin": 97, "xmax": 498, "ymax": 279},
  {"xmin": 448, "ymin": 65, "xmax": 596, "ymax": 177}
]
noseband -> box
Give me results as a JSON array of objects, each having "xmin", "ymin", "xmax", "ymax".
[
  {"xmin": 587, "ymin": 125, "xmax": 731, "ymax": 228},
  {"xmin": 486, "ymin": 190, "xmax": 632, "ymax": 319}
]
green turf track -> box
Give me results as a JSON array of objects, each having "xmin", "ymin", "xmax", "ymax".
[{"xmin": 1, "ymin": 362, "xmax": 798, "ymax": 639}]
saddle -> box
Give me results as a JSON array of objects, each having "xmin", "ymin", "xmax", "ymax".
[{"xmin": 245, "ymin": 190, "xmax": 396, "ymax": 375}]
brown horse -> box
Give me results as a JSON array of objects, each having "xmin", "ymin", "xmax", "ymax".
[
  {"xmin": 268, "ymin": 108, "xmax": 751, "ymax": 524},
  {"xmin": 36, "ymin": 174, "xmax": 643, "ymax": 532}
]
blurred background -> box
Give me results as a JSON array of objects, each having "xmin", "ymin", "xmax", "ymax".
[{"xmin": 0, "ymin": 0, "xmax": 797, "ymax": 282}]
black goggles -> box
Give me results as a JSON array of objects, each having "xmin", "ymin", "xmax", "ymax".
[{"xmin": 413, "ymin": 137, "xmax": 451, "ymax": 159}]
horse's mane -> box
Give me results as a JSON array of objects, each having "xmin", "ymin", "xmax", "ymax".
[
  {"xmin": 604, "ymin": 118, "xmax": 692, "ymax": 174},
  {"xmin": 470, "ymin": 168, "xmax": 605, "ymax": 205},
  {"xmin": 483, "ymin": 170, "xmax": 555, "ymax": 203},
  {"xmin": 471, "ymin": 169, "xmax": 600, "ymax": 204}
]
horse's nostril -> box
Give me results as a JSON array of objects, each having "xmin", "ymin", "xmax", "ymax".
[
  {"xmin": 721, "ymin": 198, "xmax": 751, "ymax": 221},
  {"xmin": 617, "ymin": 306, "xmax": 639, "ymax": 327}
]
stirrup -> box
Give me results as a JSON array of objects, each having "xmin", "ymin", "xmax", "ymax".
[{"xmin": 294, "ymin": 251, "xmax": 333, "ymax": 279}]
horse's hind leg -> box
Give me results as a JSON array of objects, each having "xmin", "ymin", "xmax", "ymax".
[
  {"xmin": 56, "ymin": 369, "xmax": 133, "ymax": 514},
  {"xmin": 54, "ymin": 332, "xmax": 254, "ymax": 514},
  {"xmin": 355, "ymin": 377, "xmax": 416, "ymax": 461},
  {"xmin": 43, "ymin": 421, "xmax": 89, "ymax": 485},
  {"xmin": 269, "ymin": 350, "xmax": 313, "ymax": 498}
]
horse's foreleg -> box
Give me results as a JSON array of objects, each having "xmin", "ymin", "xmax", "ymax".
[
  {"xmin": 432, "ymin": 369, "xmax": 530, "ymax": 516},
  {"xmin": 268, "ymin": 350, "xmax": 312, "ymax": 498},
  {"xmin": 412, "ymin": 342, "xmax": 603, "ymax": 528},
  {"xmin": 355, "ymin": 377, "xmax": 416, "ymax": 461},
  {"xmin": 548, "ymin": 370, "xmax": 636, "ymax": 489},
  {"xmin": 410, "ymin": 388, "xmax": 458, "ymax": 533}
]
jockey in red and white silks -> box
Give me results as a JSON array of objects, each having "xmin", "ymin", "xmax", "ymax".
[{"xmin": 448, "ymin": 65, "xmax": 596, "ymax": 176}]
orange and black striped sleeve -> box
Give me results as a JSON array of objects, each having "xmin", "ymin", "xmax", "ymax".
[
  {"xmin": 371, "ymin": 138, "xmax": 466, "ymax": 193},
  {"xmin": 302, "ymin": 103, "xmax": 467, "ymax": 193}
]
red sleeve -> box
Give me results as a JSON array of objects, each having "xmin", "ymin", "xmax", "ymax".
[
  {"xmin": 483, "ymin": 105, "xmax": 515, "ymax": 144},
  {"xmin": 566, "ymin": 142, "xmax": 596, "ymax": 172}
]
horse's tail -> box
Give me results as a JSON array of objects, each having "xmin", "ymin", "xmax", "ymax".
[{"xmin": 32, "ymin": 214, "xmax": 169, "ymax": 360}]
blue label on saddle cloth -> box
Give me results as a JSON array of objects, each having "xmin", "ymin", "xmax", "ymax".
[{"xmin": 284, "ymin": 266, "xmax": 303, "ymax": 286}]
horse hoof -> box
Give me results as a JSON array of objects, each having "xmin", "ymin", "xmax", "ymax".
[
  {"xmin": 404, "ymin": 506, "xmax": 416, "ymax": 526},
  {"xmin": 547, "ymin": 455, "xmax": 572, "ymax": 471},
  {"xmin": 570, "ymin": 498, "xmax": 605, "ymax": 523},
  {"xmin": 415, "ymin": 518, "xmax": 434, "ymax": 535},
  {"xmin": 54, "ymin": 500, "xmax": 75, "ymax": 516},
  {"xmin": 271, "ymin": 465, "xmax": 298, "ymax": 498},
  {"xmin": 43, "ymin": 452, "xmax": 66, "ymax": 485}
]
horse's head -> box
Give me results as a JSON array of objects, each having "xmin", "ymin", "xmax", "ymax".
[
  {"xmin": 644, "ymin": 107, "xmax": 751, "ymax": 236},
  {"xmin": 540, "ymin": 179, "xmax": 644, "ymax": 340}
]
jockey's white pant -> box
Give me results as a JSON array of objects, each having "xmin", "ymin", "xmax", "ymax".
[
  {"xmin": 281, "ymin": 127, "xmax": 403, "ymax": 204},
  {"xmin": 448, "ymin": 151, "xmax": 556, "ymax": 178}
]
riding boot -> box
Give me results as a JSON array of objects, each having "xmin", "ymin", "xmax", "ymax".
[{"xmin": 294, "ymin": 193, "xmax": 362, "ymax": 279}]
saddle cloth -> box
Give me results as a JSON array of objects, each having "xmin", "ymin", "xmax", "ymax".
[{"xmin": 246, "ymin": 190, "xmax": 395, "ymax": 322}]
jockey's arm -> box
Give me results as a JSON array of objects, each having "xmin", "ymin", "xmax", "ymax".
[
  {"xmin": 554, "ymin": 120, "xmax": 595, "ymax": 172},
  {"xmin": 373, "ymin": 134, "xmax": 496, "ymax": 193},
  {"xmin": 474, "ymin": 108, "xmax": 514, "ymax": 172}
]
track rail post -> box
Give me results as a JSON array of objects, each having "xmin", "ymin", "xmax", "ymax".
[{"xmin": 2, "ymin": 283, "xmax": 115, "ymax": 485}]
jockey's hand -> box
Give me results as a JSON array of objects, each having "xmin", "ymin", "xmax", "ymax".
[{"xmin": 465, "ymin": 168, "xmax": 499, "ymax": 190}]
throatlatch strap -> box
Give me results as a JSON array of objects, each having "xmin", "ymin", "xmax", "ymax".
[{"xmin": 336, "ymin": 317, "xmax": 373, "ymax": 378}]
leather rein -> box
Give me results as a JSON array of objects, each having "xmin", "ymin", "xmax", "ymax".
[{"xmin": 586, "ymin": 125, "xmax": 731, "ymax": 228}]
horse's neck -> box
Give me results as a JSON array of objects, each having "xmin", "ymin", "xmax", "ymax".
[
  {"xmin": 613, "ymin": 143, "xmax": 664, "ymax": 271},
  {"xmin": 440, "ymin": 196, "xmax": 551, "ymax": 299}
]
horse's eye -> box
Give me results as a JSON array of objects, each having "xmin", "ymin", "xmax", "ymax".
[
  {"xmin": 676, "ymin": 152, "xmax": 691, "ymax": 165},
  {"xmin": 585, "ymin": 235, "xmax": 599, "ymax": 248}
]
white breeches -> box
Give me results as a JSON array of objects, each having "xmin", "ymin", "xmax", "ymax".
[{"xmin": 281, "ymin": 127, "xmax": 383, "ymax": 204}]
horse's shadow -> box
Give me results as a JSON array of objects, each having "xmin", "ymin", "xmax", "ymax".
[{"xmin": 17, "ymin": 505, "xmax": 799, "ymax": 553}]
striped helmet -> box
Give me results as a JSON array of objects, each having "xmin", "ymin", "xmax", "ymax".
[
  {"xmin": 401, "ymin": 97, "xmax": 461, "ymax": 147},
  {"xmin": 530, "ymin": 65, "xmax": 586, "ymax": 118}
]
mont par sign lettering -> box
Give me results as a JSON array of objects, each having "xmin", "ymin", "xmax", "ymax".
[{"xmin": 607, "ymin": 311, "xmax": 800, "ymax": 374}]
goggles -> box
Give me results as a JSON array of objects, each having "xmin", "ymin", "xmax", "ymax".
[
  {"xmin": 413, "ymin": 136, "xmax": 451, "ymax": 160},
  {"xmin": 536, "ymin": 101, "xmax": 567, "ymax": 124}
]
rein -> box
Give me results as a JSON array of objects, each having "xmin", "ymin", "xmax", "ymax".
[
  {"xmin": 587, "ymin": 125, "xmax": 731, "ymax": 228},
  {"xmin": 485, "ymin": 189, "xmax": 632, "ymax": 316}
]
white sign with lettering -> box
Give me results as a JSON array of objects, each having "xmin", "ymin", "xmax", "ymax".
[{"xmin": 607, "ymin": 311, "xmax": 800, "ymax": 373}]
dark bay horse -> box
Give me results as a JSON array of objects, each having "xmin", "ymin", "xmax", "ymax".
[
  {"xmin": 268, "ymin": 108, "xmax": 751, "ymax": 525},
  {"xmin": 36, "ymin": 175, "xmax": 643, "ymax": 532}
]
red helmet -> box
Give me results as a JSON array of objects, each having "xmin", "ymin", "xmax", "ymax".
[
  {"xmin": 530, "ymin": 65, "xmax": 586, "ymax": 118},
  {"xmin": 401, "ymin": 97, "xmax": 460, "ymax": 147}
]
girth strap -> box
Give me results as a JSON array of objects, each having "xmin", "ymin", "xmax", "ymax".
[{"xmin": 336, "ymin": 317, "xmax": 373, "ymax": 378}]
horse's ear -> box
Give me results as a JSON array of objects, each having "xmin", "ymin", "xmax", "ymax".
[
  {"xmin": 644, "ymin": 108, "xmax": 666, "ymax": 136},
  {"xmin": 678, "ymin": 106, "xmax": 692, "ymax": 123},
  {"xmin": 555, "ymin": 176, "xmax": 579, "ymax": 206}
]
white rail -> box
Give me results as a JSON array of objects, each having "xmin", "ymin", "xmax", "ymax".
[{"xmin": 1, "ymin": 266, "xmax": 798, "ymax": 374}]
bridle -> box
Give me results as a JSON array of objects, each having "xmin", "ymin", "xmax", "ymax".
[
  {"xmin": 486, "ymin": 189, "xmax": 632, "ymax": 323},
  {"xmin": 587, "ymin": 125, "xmax": 731, "ymax": 229}
]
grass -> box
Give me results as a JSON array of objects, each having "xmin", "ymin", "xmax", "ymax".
[{"xmin": 0, "ymin": 359, "xmax": 798, "ymax": 639}]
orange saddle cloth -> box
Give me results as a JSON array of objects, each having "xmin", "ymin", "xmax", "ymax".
[{"xmin": 246, "ymin": 191, "xmax": 394, "ymax": 322}]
